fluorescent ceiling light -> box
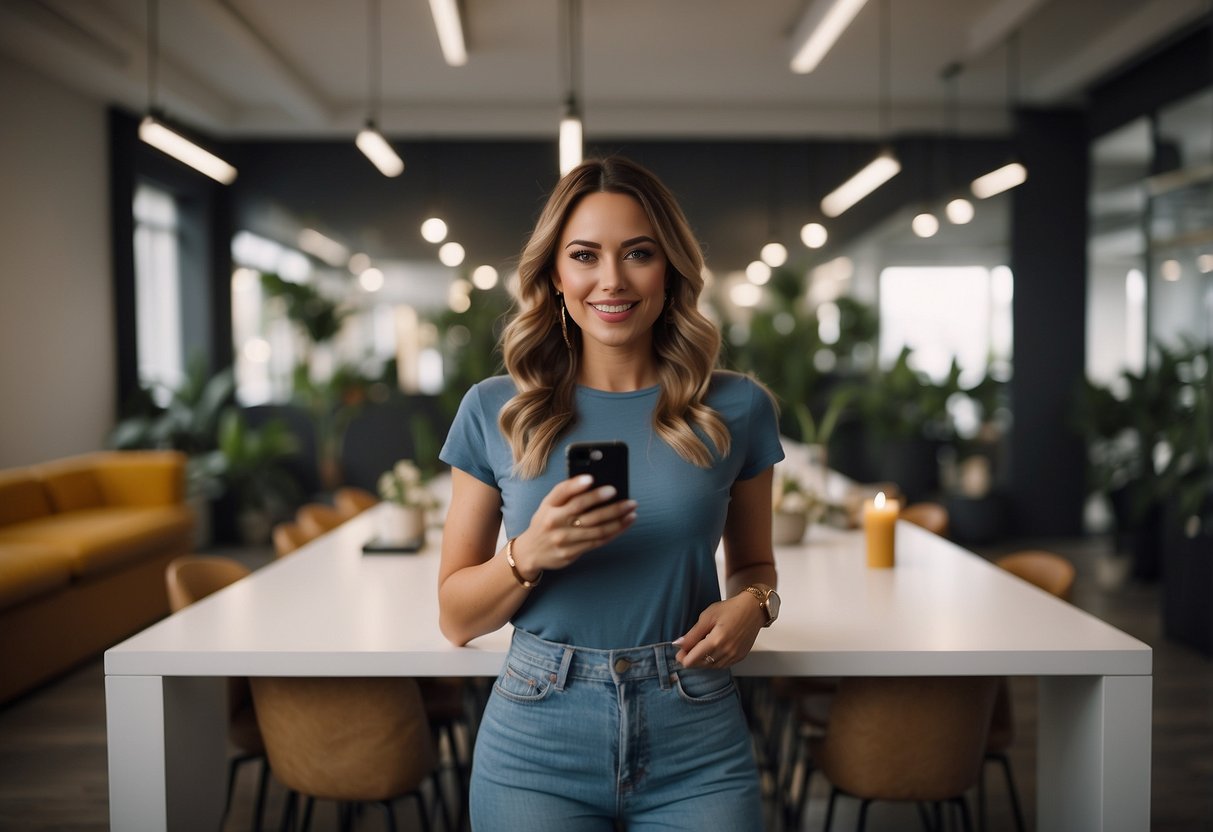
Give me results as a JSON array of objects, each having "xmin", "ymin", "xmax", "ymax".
[
  {"xmin": 820, "ymin": 150, "xmax": 900, "ymax": 217},
  {"xmin": 356, "ymin": 123, "xmax": 404, "ymax": 177},
  {"xmin": 559, "ymin": 111, "xmax": 583, "ymax": 176},
  {"xmin": 427, "ymin": 0, "xmax": 467, "ymax": 66},
  {"xmin": 971, "ymin": 162, "xmax": 1027, "ymax": 199},
  {"xmin": 139, "ymin": 116, "xmax": 237, "ymax": 185},
  {"xmin": 298, "ymin": 229, "xmax": 350, "ymax": 267},
  {"xmin": 789, "ymin": 0, "xmax": 870, "ymax": 74}
]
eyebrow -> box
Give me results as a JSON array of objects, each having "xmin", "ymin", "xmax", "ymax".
[{"xmin": 564, "ymin": 235, "xmax": 658, "ymax": 250}]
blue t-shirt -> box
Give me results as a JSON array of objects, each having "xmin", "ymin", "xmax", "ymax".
[{"xmin": 439, "ymin": 371, "xmax": 785, "ymax": 648}]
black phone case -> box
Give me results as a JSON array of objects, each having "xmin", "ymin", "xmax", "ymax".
[{"xmin": 566, "ymin": 441, "xmax": 628, "ymax": 502}]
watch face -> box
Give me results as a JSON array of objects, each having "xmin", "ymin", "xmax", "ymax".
[{"xmin": 766, "ymin": 590, "xmax": 781, "ymax": 622}]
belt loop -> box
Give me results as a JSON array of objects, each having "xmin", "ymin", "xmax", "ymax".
[
  {"xmin": 554, "ymin": 645, "xmax": 574, "ymax": 691},
  {"xmin": 655, "ymin": 644, "xmax": 671, "ymax": 690}
]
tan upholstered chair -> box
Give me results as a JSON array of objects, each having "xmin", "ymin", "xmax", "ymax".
[
  {"xmin": 980, "ymin": 550, "xmax": 1077, "ymax": 831},
  {"xmin": 249, "ymin": 676, "xmax": 447, "ymax": 832},
  {"xmin": 899, "ymin": 501, "xmax": 950, "ymax": 537},
  {"xmin": 165, "ymin": 555, "xmax": 269, "ymax": 829},
  {"xmin": 808, "ymin": 676, "xmax": 999, "ymax": 831},
  {"xmin": 335, "ymin": 486, "xmax": 379, "ymax": 519},
  {"xmin": 296, "ymin": 503, "xmax": 345, "ymax": 538},
  {"xmin": 271, "ymin": 521, "xmax": 311, "ymax": 559}
]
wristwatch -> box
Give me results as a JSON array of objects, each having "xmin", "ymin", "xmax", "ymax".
[{"xmin": 744, "ymin": 584, "xmax": 781, "ymax": 628}]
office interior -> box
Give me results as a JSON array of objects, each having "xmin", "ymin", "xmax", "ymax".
[{"xmin": 0, "ymin": 0, "xmax": 1211, "ymax": 829}]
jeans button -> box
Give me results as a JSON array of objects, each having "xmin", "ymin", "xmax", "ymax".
[{"xmin": 613, "ymin": 658, "xmax": 632, "ymax": 673}]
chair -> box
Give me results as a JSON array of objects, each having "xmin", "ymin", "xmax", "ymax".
[
  {"xmin": 272, "ymin": 521, "xmax": 312, "ymax": 559},
  {"xmin": 335, "ymin": 486, "xmax": 379, "ymax": 519},
  {"xmin": 899, "ymin": 501, "xmax": 950, "ymax": 537},
  {"xmin": 807, "ymin": 676, "xmax": 999, "ymax": 832},
  {"xmin": 296, "ymin": 503, "xmax": 345, "ymax": 538},
  {"xmin": 165, "ymin": 555, "xmax": 270, "ymax": 830},
  {"xmin": 249, "ymin": 676, "xmax": 447, "ymax": 832},
  {"xmin": 979, "ymin": 550, "xmax": 1077, "ymax": 832}
]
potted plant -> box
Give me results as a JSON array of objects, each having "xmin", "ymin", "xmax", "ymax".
[
  {"xmin": 847, "ymin": 346, "xmax": 961, "ymax": 502},
  {"xmin": 376, "ymin": 459, "xmax": 439, "ymax": 546},
  {"xmin": 107, "ymin": 359, "xmax": 235, "ymax": 547},
  {"xmin": 771, "ymin": 470, "xmax": 814, "ymax": 545},
  {"xmin": 214, "ymin": 408, "xmax": 302, "ymax": 545}
]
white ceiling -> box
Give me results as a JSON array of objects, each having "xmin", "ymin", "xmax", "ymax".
[{"xmin": 0, "ymin": 0, "xmax": 1207, "ymax": 141}]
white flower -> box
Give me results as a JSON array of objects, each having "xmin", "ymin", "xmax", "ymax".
[{"xmin": 378, "ymin": 459, "xmax": 436, "ymax": 508}]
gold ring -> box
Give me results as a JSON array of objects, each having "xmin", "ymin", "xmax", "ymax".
[
  {"xmin": 572, "ymin": 516, "xmax": 583, "ymax": 528},
  {"xmin": 705, "ymin": 655, "xmax": 716, "ymax": 664}
]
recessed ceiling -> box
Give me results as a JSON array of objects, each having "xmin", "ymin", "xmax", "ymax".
[{"xmin": 0, "ymin": 0, "xmax": 1206, "ymax": 140}]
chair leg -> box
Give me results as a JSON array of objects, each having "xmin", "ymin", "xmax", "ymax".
[
  {"xmin": 977, "ymin": 760, "xmax": 989, "ymax": 832},
  {"xmin": 993, "ymin": 752, "xmax": 1026, "ymax": 832},
  {"xmin": 782, "ymin": 746, "xmax": 813, "ymax": 832},
  {"xmin": 915, "ymin": 802, "xmax": 935, "ymax": 832},
  {"xmin": 379, "ymin": 798, "xmax": 400, "ymax": 832},
  {"xmin": 279, "ymin": 790, "xmax": 297, "ymax": 832},
  {"xmin": 300, "ymin": 795, "xmax": 315, "ymax": 832},
  {"xmin": 823, "ymin": 787, "xmax": 839, "ymax": 832},
  {"xmin": 253, "ymin": 758, "xmax": 270, "ymax": 832},
  {"xmin": 955, "ymin": 795, "xmax": 975, "ymax": 832},
  {"xmin": 856, "ymin": 798, "xmax": 871, "ymax": 832}
]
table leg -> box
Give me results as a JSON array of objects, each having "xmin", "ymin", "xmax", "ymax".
[
  {"xmin": 106, "ymin": 675, "xmax": 228, "ymax": 831},
  {"xmin": 1037, "ymin": 674, "xmax": 1152, "ymax": 832}
]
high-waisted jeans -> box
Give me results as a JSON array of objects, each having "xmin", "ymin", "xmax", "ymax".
[{"xmin": 469, "ymin": 628, "xmax": 763, "ymax": 831}]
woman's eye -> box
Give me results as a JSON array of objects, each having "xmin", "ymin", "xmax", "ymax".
[
  {"xmin": 625, "ymin": 248, "xmax": 653, "ymax": 261},
  {"xmin": 570, "ymin": 250, "xmax": 596, "ymax": 263}
]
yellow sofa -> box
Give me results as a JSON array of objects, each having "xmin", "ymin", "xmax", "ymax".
[{"xmin": 0, "ymin": 451, "xmax": 194, "ymax": 704}]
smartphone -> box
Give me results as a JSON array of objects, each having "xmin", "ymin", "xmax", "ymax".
[{"xmin": 566, "ymin": 441, "xmax": 629, "ymax": 503}]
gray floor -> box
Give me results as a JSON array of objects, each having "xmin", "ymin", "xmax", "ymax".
[{"xmin": 0, "ymin": 535, "xmax": 1209, "ymax": 831}]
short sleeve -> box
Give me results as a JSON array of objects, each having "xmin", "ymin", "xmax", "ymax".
[
  {"xmin": 737, "ymin": 380, "xmax": 785, "ymax": 480},
  {"xmin": 439, "ymin": 383, "xmax": 498, "ymax": 488}
]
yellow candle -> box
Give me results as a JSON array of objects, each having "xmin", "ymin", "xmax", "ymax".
[{"xmin": 864, "ymin": 491, "xmax": 900, "ymax": 568}]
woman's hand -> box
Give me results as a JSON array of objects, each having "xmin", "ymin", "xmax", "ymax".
[
  {"xmin": 673, "ymin": 591, "xmax": 766, "ymax": 669},
  {"xmin": 510, "ymin": 474, "xmax": 638, "ymax": 580}
]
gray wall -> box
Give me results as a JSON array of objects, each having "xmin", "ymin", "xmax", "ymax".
[{"xmin": 0, "ymin": 55, "xmax": 114, "ymax": 468}]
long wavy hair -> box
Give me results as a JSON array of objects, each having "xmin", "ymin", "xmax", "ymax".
[{"xmin": 499, "ymin": 156, "xmax": 730, "ymax": 478}]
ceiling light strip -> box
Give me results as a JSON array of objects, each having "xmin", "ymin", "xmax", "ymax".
[
  {"xmin": 789, "ymin": 0, "xmax": 870, "ymax": 74},
  {"xmin": 428, "ymin": 0, "xmax": 467, "ymax": 66}
]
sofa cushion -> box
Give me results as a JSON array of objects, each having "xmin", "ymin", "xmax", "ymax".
[
  {"xmin": 35, "ymin": 464, "xmax": 105, "ymax": 513},
  {"xmin": 0, "ymin": 470, "xmax": 53, "ymax": 528},
  {"xmin": 0, "ymin": 543, "xmax": 74, "ymax": 610},
  {"xmin": 0, "ymin": 505, "xmax": 194, "ymax": 579}
]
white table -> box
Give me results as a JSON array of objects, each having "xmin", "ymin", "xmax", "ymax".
[{"xmin": 105, "ymin": 507, "xmax": 1152, "ymax": 831}]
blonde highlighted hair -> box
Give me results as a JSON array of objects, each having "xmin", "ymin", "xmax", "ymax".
[{"xmin": 499, "ymin": 156, "xmax": 730, "ymax": 478}]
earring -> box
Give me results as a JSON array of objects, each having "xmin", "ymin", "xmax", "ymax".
[{"xmin": 558, "ymin": 294, "xmax": 573, "ymax": 351}]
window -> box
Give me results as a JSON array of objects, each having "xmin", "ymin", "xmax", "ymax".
[
  {"xmin": 133, "ymin": 184, "xmax": 184, "ymax": 404},
  {"xmin": 878, "ymin": 265, "xmax": 1013, "ymax": 388}
]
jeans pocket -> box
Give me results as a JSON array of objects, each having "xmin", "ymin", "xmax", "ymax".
[
  {"xmin": 673, "ymin": 668, "xmax": 737, "ymax": 704},
  {"xmin": 493, "ymin": 660, "xmax": 555, "ymax": 703}
]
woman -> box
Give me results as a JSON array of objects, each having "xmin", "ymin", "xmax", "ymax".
[{"xmin": 438, "ymin": 156, "xmax": 783, "ymax": 831}]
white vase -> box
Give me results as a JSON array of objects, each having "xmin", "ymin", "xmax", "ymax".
[
  {"xmin": 378, "ymin": 504, "xmax": 426, "ymax": 545},
  {"xmin": 773, "ymin": 510, "xmax": 808, "ymax": 546}
]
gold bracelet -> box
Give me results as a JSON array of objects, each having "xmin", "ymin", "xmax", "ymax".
[{"xmin": 506, "ymin": 537, "xmax": 542, "ymax": 588}]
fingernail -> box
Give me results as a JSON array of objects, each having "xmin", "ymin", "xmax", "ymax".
[
  {"xmin": 577, "ymin": 475, "xmax": 594, "ymax": 486},
  {"xmin": 599, "ymin": 486, "xmax": 617, "ymax": 498},
  {"xmin": 672, "ymin": 637, "xmax": 685, "ymax": 645}
]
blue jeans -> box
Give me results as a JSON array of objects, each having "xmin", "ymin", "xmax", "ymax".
[{"xmin": 469, "ymin": 628, "xmax": 763, "ymax": 831}]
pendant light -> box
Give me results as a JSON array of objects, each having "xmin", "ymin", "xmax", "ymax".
[
  {"xmin": 971, "ymin": 33, "xmax": 1028, "ymax": 199},
  {"xmin": 356, "ymin": 0, "xmax": 404, "ymax": 178},
  {"xmin": 789, "ymin": 0, "xmax": 870, "ymax": 74},
  {"xmin": 138, "ymin": 0, "xmax": 237, "ymax": 184},
  {"xmin": 558, "ymin": 0, "xmax": 584, "ymax": 176},
  {"xmin": 942, "ymin": 63, "xmax": 974, "ymax": 224},
  {"xmin": 760, "ymin": 155, "xmax": 789, "ymax": 267},
  {"xmin": 820, "ymin": 0, "xmax": 900, "ymax": 217}
]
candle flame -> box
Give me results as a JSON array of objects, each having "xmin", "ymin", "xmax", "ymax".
[{"xmin": 874, "ymin": 491, "xmax": 886, "ymax": 509}]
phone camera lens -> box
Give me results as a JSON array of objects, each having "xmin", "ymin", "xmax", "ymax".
[{"xmin": 590, "ymin": 450, "xmax": 603, "ymax": 461}]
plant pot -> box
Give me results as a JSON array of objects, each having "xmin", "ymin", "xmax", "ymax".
[
  {"xmin": 773, "ymin": 511, "xmax": 808, "ymax": 546},
  {"xmin": 1161, "ymin": 498, "xmax": 1213, "ymax": 657},
  {"xmin": 378, "ymin": 504, "xmax": 426, "ymax": 546}
]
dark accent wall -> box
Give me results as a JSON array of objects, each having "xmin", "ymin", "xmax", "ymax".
[
  {"xmin": 1008, "ymin": 108, "xmax": 1090, "ymax": 537},
  {"xmin": 109, "ymin": 109, "xmax": 235, "ymax": 413}
]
